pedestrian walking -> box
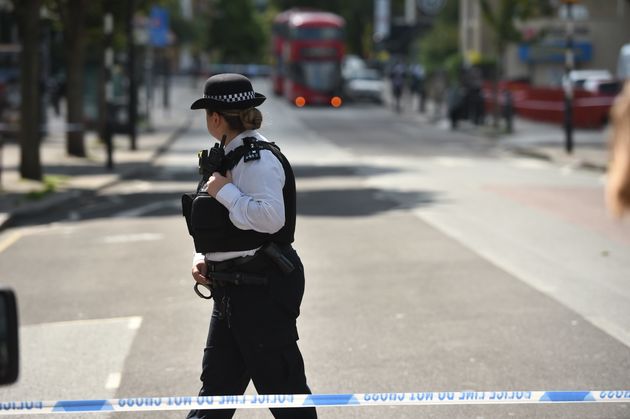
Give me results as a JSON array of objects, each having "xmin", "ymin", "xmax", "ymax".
[
  {"xmin": 49, "ymin": 73, "xmax": 65, "ymax": 117},
  {"xmin": 606, "ymin": 80, "xmax": 630, "ymax": 217},
  {"xmin": 390, "ymin": 61, "xmax": 405, "ymax": 113},
  {"xmin": 430, "ymin": 68, "xmax": 447, "ymax": 120},
  {"xmin": 183, "ymin": 73, "xmax": 317, "ymax": 419},
  {"xmin": 410, "ymin": 63, "xmax": 426, "ymax": 113}
]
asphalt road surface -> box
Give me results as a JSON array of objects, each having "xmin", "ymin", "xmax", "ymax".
[{"xmin": 0, "ymin": 80, "xmax": 628, "ymax": 418}]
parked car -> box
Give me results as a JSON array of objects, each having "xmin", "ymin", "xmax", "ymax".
[
  {"xmin": 342, "ymin": 68, "xmax": 385, "ymax": 103},
  {"xmin": 581, "ymin": 79, "xmax": 622, "ymax": 95},
  {"xmin": 617, "ymin": 43, "xmax": 630, "ymax": 80},
  {"xmin": 566, "ymin": 69, "xmax": 621, "ymax": 96},
  {"xmin": 341, "ymin": 54, "xmax": 367, "ymax": 80},
  {"xmin": 0, "ymin": 287, "xmax": 19, "ymax": 386},
  {"xmin": 569, "ymin": 69, "xmax": 613, "ymax": 88}
]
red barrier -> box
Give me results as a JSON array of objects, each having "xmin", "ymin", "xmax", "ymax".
[{"xmin": 483, "ymin": 81, "xmax": 616, "ymax": 128}]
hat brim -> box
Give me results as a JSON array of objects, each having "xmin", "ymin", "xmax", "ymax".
[{"xmin": 190, "ymin": 93, "xmax": 266, "ymax": 110}]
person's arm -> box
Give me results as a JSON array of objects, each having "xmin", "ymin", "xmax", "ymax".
[{"xmin": 209, "ymin": 151, "xmax": 286, "ymax": 233}]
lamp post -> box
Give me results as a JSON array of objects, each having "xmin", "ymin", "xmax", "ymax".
[
  {"xmin": 126, "ymin": 0, "xmax": 137, "ymax": 151},
  {"xmin": 561, "ymin": 0, "xmax": 578, "ymax": 155},
  {"xmin": 103, "ymin": 9, "xmax": 114, "ymax": 170}
]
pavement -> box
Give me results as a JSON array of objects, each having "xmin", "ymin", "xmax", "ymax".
[
  {"xmin": 0, "ymin": 77, "xmax": 198, "ymax": 231},
  {"xmin": 0, "ymin": 77, "xmax": 611, "ymax": 232}
]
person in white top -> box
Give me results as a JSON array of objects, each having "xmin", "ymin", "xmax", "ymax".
[
  {"xmin": 185, "ymin": 73, "xmax": 316, "ymax": 419},
  {"xmin": 191, "ymin": 128, "xmax": 286, "ymax": 265}
]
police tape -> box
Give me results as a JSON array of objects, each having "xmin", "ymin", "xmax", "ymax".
[{"xmin": 0, "ymin": 391, "xmax": 629, "ymax": 414}]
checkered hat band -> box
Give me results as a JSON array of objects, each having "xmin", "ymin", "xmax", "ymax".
[{"xmin": 205, "ymin": 91, "xmax": 256, "ymax": 103}]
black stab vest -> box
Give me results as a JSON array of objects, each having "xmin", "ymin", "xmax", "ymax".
[{"xmin": 182, "ymin": 138, "xmax": 296, "ymax": 253}]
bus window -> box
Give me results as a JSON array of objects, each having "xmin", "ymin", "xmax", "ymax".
[
  {"xmin": 290, "ymin": 26, "xmax": 344, "ymax": 40},
  {"xmin": 300, "ymin": 62, "xmax": 340, "ymax": 92}
]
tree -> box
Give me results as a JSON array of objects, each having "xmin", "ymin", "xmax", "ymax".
[
  {"xmin": 207, "ymin": 0, "xmax": 268, "ymax": 63},
  {"xmin": 54, "ymin": 0, "xmax": 87, "ymax": 157},
  {"xmin": 479, "ymin": 0, "xmax": 552, "ymax": 126},
  {"xmin": 416, "ymin": 0, "xmax": 459, "ymax": 74},
  {"xmin": 13, "ymin": 0, "xmax": 42, "ymax": 180}
]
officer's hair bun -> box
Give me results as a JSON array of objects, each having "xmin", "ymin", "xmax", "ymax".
[{"xmin": 240, "ymin": 107, "xmax": 263, "ymax": 130}]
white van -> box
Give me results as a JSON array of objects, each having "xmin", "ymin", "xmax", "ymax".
[{"xmin": 618, "ymin": 43, "xmax": 630, "ymax": 80}]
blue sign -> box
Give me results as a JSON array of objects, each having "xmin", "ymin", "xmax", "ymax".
[
  {"xmin": 149, "ymin": 6, "xmax": 170, "ymax": 47},
  {"xmin": 518, "ymin": 40, "xmax": 592, "ymax": 63}
]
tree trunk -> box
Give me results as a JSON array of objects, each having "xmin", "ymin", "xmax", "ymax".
[
  {"xmin": 62, "ymin": 0, "xmax": 87, "ymax": 157},
  {"xmin": 15, "ymin": 0, "xmax": 42, "ymax": 180}
]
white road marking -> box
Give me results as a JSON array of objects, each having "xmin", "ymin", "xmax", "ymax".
[
  {"xmin": 102, "ymin": 233, "xmax": 164, "ymax": 244},
  {"xmin": 105, "ymin": 372, "xmax": 122, "ymax": 389},
  {"xmin": 1, "ymin": 316, "xmax": 143, "ymax": 401},
  {"xmin": 128, "ymin": 316, "xmax": 143, "ymax": 330},
  {"xmin": 113, "ymin": 200, "xmax": 180, "ymax": 218},
  {"xmin": 433, "ymin": 157, "xmax": 474, "ymax": 167},
  {"xmin": 40, "ymin": 315, "xmax": 144, "ymax": 328},
  {"xmin": 507, "ymin": 158, "xmax": 549, "ymax": 170}
]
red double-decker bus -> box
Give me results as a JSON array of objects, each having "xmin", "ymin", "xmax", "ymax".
[{"xmin": 271, "ymin": 9, "xmax": 345, "ymax": 107}]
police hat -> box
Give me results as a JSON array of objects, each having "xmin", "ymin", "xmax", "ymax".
[{"xmin": 190, "ymin": 73, "xmax": 266, "ymax": 110}]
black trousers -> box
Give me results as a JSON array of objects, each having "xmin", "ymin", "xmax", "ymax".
[{"xmin": 187, "ymin": 249, "xmax": 317, "ymax": 419}]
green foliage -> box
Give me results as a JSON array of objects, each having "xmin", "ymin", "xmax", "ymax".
[
  {"xmin": 161, "ymin": 0, "xmax": 210, "ymax": 56},
  {"xmin": 415, "ymin": 0, "xmax": 459, "ymax": 74},
  {"xmin": 25, "ymin": 175, "xmax": 68, "ymax": 200},
  {"xmin": 207, "ymin": 0, "xmax": 268, "ymax": 63},
  {"xmin": 417, "ymin": 20, "xmax": 458, "ymax": 73},
  {"xmin": 479, "ymin": 0, "xmax": 554, "ymax": 55}
]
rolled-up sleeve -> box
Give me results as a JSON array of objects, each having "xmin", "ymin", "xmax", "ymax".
[{"xmin": 215, "ymin": 150, "xmax": 286, "ymax": 233}]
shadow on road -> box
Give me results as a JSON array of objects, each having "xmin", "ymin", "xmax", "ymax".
[
  {"xmin": 292, "ymin": 164, "xmax": 399, "ymax": 178},
  {"xmin": 297, "ymin": 188, "xmax": 437, "ymax": 217},
  {"xmin": 5, "ymin": 163, "xmax": 435, "ymax": 227}
]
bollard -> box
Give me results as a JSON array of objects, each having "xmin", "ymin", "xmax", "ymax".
[{"xmin": 502, "ymin": 90, "xmax": 514, "ymax": 133}]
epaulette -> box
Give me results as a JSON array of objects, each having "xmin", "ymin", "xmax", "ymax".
[
  {"xmin": 223, "ymin": 137, "xmax": 284, "ymax": 171},
  {"xmin": 242, "ymin": 137, "xmax": 261, "ymax": 162}
]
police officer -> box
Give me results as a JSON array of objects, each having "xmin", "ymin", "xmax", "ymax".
[{"xmin": 184, "ymin": 73, "xmax": 317, "ymax": 419}]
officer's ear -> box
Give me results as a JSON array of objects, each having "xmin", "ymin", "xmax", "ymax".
[{"xmin": 206, "ymin": 110, "xmax": 220, "ymax": 127}]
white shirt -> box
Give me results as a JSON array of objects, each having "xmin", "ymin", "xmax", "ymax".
[{"xmin": 192, "ymin": 130, "xmax": 286, "ymax": 264}]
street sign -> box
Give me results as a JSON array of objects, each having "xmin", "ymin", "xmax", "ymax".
[
  {"xmin": 149, "ymin": 6, "xmax": 169, "ymax": 48},
  {"xmin": 374, "ymin": 0, "xmax": 390, "ymax": 42}
]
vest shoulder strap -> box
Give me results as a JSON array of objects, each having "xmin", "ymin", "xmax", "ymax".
[{"xmin": 223, "ymin": 137, "xmax": 283, "ymax": 171}]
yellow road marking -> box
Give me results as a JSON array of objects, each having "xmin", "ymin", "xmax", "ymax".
[{"xmin": 0, "ymin": 231, "xmax": 23, "ymax": 254}]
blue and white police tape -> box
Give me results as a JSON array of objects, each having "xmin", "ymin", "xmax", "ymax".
[{"xmin": 0, "ymin": 391, "xmax": 628, "ymax": 414}]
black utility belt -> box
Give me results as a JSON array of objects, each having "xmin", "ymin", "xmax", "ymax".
[
  {"xmin": 205, "ymin": 252, "xmax": 260, "ymax": 273},
  {"xmin": 194, "ymin": 271, "xmax": 268, "ymax": 299},
  {"xmin": 209, "ymin": 271, "xmax": 268, "ymax": 286},
  {"xmin": 206, "ymin": 242, "xmax": 295, "ymax": 275},
  {"xmin": 194, "ymin": 242, "xmax": 295, "ymax": 300}
]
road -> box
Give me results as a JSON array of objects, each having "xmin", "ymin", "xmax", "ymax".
[{"xmin": 0, "ymin": 80, "xmax": 628, "ymax": 418}]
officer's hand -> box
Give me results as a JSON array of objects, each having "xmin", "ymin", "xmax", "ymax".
[
  {"xmin": 192, "ymin": 261, "xmax": 210, "ymax": 286},
  {"xmin": 206, "ymin": 171, "xmax": 233, "ymax": 197}
]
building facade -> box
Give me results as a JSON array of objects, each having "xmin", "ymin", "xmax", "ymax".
[{"xmin": 459, "ymin": 0, "xmax": 630, "ymax": 85}]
